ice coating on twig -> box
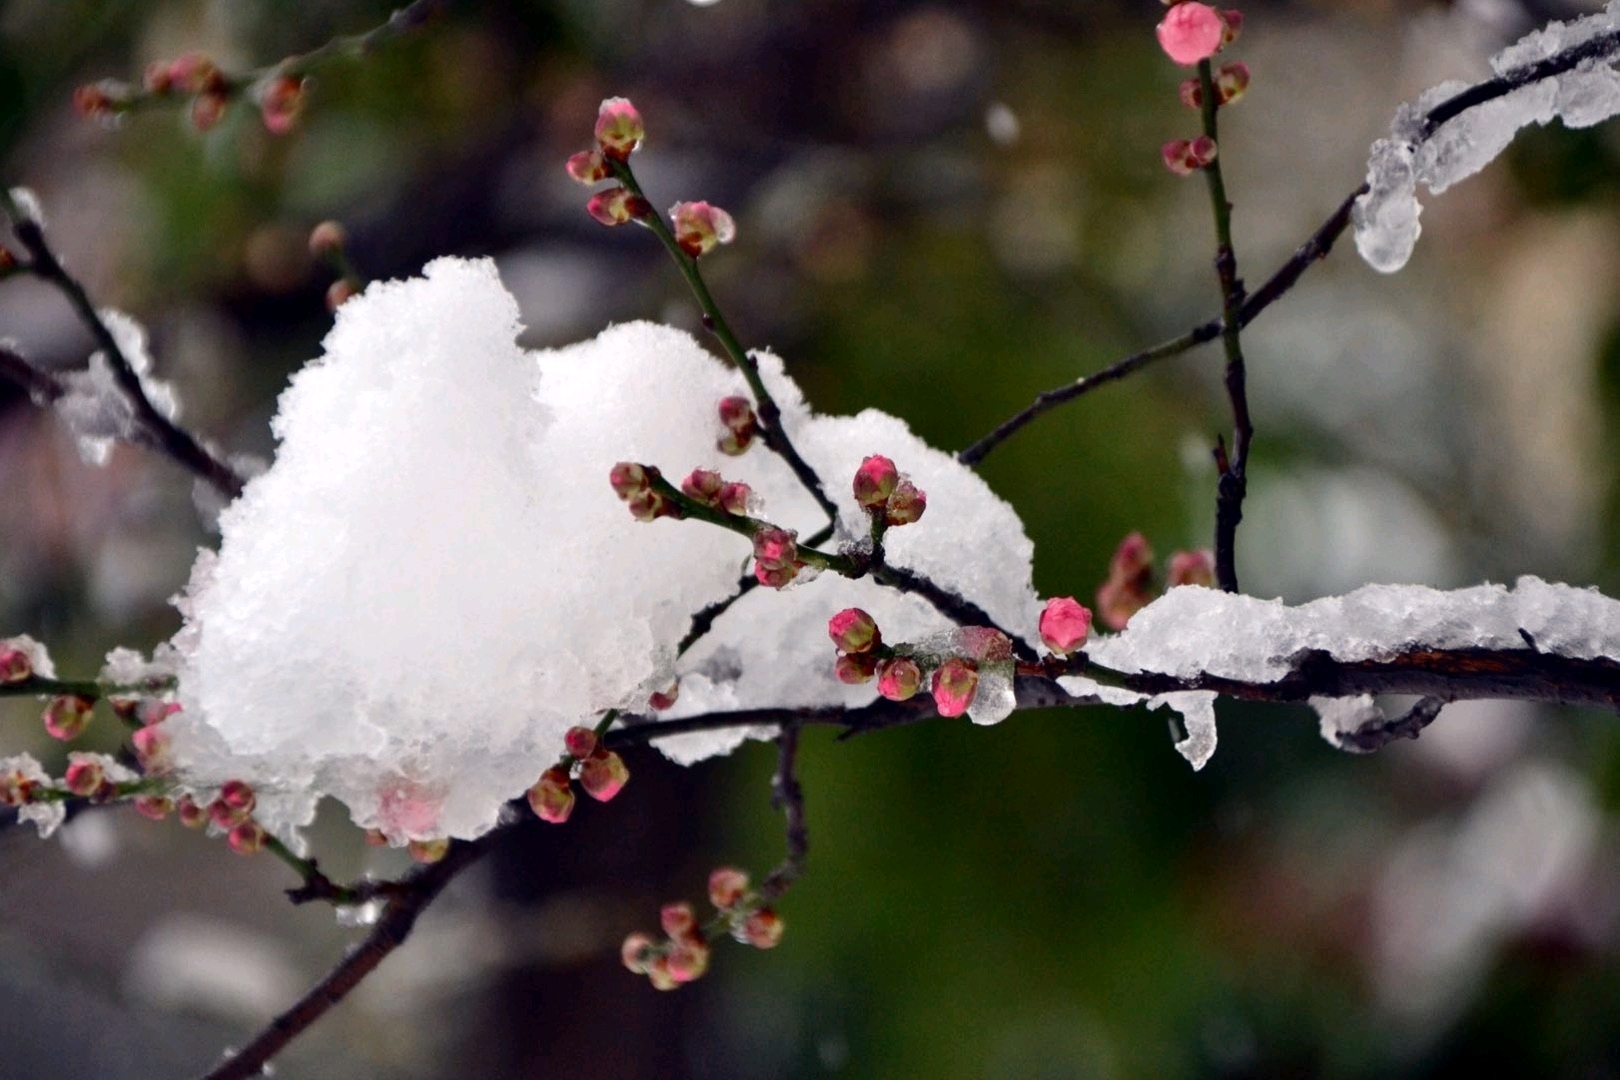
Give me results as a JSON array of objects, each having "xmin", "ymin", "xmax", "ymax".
[
  {"xmin": 1150, "ymin": 691, "xmax": 1218, "ymax": 770},
  {"xmin": 1354, "ymin": 3, "xmax": 1620, "ymax": 273},
  {"xmin": 1310, "ymin": 694, "xmax": 1384, "ymax": 745},
  {"xmin": 53, "ymin": 309, "xmax": 180, "ymax": 465}
]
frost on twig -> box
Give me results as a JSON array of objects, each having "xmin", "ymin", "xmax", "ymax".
[
  {"xmin": 53, "ymin": 309, "xmax": 180, "ymax": 465},
  {"xmin": 1354, "ymin": 2, "xmax": 1620, "ymax": 272}
]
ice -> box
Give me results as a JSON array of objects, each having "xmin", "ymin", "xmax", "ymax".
[
  {"xmin": 1, "ymin": 754, "xmax": 62, "ymax": 837},
  {"xmin": 166, "ymin": 258, "xmax": 1040, "ymax": 840},
  {"xmin": 101, "ymin": 643, "xmax": 181, "ymax": 688},
  {"xmin": 1355, "ymin": 13, "xmax": 1620, "ymax": 272},
  {"xmin": 1310, "ymin": 694, "xmax": 1384, "ymax": 750},
  {"xmin": 53, "ymin": 309, "xmax": 180, "ymax": 466},
  {"xmin": 1150, "ymin": 691, "xmax": 1218, "ymax": 770}
]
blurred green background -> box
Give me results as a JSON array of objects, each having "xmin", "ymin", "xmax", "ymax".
[{"xmin": 5, "ymin": 0, "xmax": 1620, "ymax": 1076}]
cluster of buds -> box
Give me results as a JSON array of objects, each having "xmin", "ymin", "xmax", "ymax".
[
  {"xmin": 527, "ymin": 725, "xmax": 630, "ymax": 825},
  {"xmin": 717, "ymin": 396, "xmax": 757, "ymax": 456},
  {"xmin": 825, "ymin": 608, "xmax": 1003, "ymax": 717},
  {"xmin": 1095, "ymin": 533, "xmax": 1214, "ymax": 630},
  {"xmin": 309, "ymin": 221, "xmax": 361, "ymax": 311},
  {"xmin": 752, "ymin": 526, "xmax": 802, "ymax": 588},
  {"xmin": 1155, "ymin": 3, "xmax": 1247, "ymax": 176},
  {"xmin": 74, "ymin": 53, "xmax": 258, "ymax": 133},
  {"xmin": 167, "ymin": 780, "xmax": 266, "ymax": 853},
  {"xmin": 566, "ymin": 99, "xmax": 652, "ymax": 226},
  {"xmin": 680, "ymin": 468, "xmax": 753, "ymax": 516},
  {"xmin": 610, "ymin": 462, "xmax": 678, "ymax": 522},
  {"xmin": 1037, "ymin": 596, "xmax": 1093, "ymax": 658},
  {"xmin": 852, "ymin": 455, "xmax": 926, "ymax": 528},
  {"xmin": 622, "ymin": 867, "xmax": 783, "ymax": 990}
]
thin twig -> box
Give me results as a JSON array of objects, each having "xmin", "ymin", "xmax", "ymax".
[
  {"xmin": 759, "ymin": 722, "xmax": 807, "ymax": 901},
  {"xmin": 1325, "ymin": 695, "xmax": 1446, "ymax": 754},
  {"xmin": 0, "ymin": 343, "xmax": 64, "ymax": 404}
]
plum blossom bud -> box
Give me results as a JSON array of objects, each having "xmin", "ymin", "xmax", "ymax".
[
  {"xmin": 528, "ymin": 767, "xmax": 575, "ymax": 824},
  {"xmin": 72, "ymin": 83, "xmax": 118, "ymax": 121},
  {"xmin": 852, "ymin": 455, "xmax": 899, "ymax": 509},
  {"xmin": 621, "ymin": 932, "xmax": 657, "ymax": 973},
  {"xmin": 132, "ymin": 724, "xmax": 172, "ymax": 772},
  {"xmin": 210, "ymin": 795, "xmax": 251, "ymax": 830},
  {"xmin": 227, "ymin": 820, "xmax": 265, "ymax": 855},
  {"xmin": 666, "ymin": 940, "xmax": 711, "ymax": 983},
  {"xmin": 169, "ymin": 53, "xmax": 222, "ymax": 94},
  {"xmin": 143, "ymin": 61, "xmax": 173, "ymax": 94},
  {"xmin": 190, "ymin": 91, "xmax": 228, "ymax": 132},
  {"xmin": 884, "ymin": 480, "xmax": 926, "ymax": 526},
  {"xmin": 756, "ymin": 562, "xmax": 798, "ymax": 588},
  {"xmin": 63, "ymin": 754, "xmax": 105, "ymax": 796},
  {"xmin": 133, "ymin": 795, "xmax": 174, "ymax": 821},
  {"xmin": 594, "ymin": 97, "xmax": 645, "ymax": 160},
  {"xmin": 564, "ymin": 726, "xmax": 598, "ymax": 760},
  {"xmin": 834, "ymin": 652, "xmax": 878, "ymax": 685},
  {"xmin": 579, "ymin": 748, "xmax": 630, "ymax": 802},
  {"xmin": 670, "ymin": 201, "xmax": 736, "ymax": 258},
  {"xmin": 931, "ymin": 657, "xmax": 979, "ymax": 718},
  {"xmin": 741, "ymin": 907, "xmax": 784, "ymax": 949},
  {"xmin": 308, "ymin": 220, "xmax": 347, "ymax": 259},
  {"xmin": 43, "ymin": 695, "xmax": 94, "ymax": 741},
  {"xmin": 586, "ymin": 186, "xmax": 651, "ymax": 226},
  {"xmin": 648, "ymin": 682, "xmax": 679, "ymax": 710},
  {"xmin": 1156, "ymin": 2, "xmax": 1224, "ymax": 65},
  {"xmin": 645, "ymin": 954, "xmax": 679, "ymax": 991},
  {"xmin": 717, "ymin": 396, "xmax": 758, "ymax": 455},
  {"xmin": 326, "ymin": 279, "xmax": 358, "ymax": 311},
  {"xmin": 1178, "ymin": 78, "xmax": 1203, "ymax": 109},
  {"xmin": 0, "ymin": 643, "xmax": 32, "ymax": 683},
  {"xmin": 218, "ymin": 779, "xmax": 256, "ymax": 816},
  {"xmin": 1098, "ymin": 530, "xmax": 1157, "ymax": 630},
  {"xmin": 565, "ymin": 149, "xmax": 611, "ymax": 184},
  {"xmin": 876, "ymin": 657, "xmax": 922, "ymax": 701},
  {"xmin": 1215, "ymin": 61, "xmax": 1250, "ymax": 105},
  {"xmin": 610, "ymin": 462, "xmax": 651, "ymax": 499},
  {"xmin": 709, "ymin": 866, "xmax": 751, "ymax": 910},
  {"xmin": 258, "ymin": 75, "xmax": 305, "ymax": 135},
  {"xmin": 1162, "ymin": 135, "xmax": 1218, "ymax": 176},
  {"xmin": 627, "ymin": 490, "xmax": 677, "ymax": 522},
  {"xmin": 752, "ymin": 526, "xmax": 799, "ymax": 586},
  {"xmin": 408, "ymin": 838, "xmax": 450, "ymax": 864},
  {"xmin": 177, "ymin": 795, "xmax": 209, "ymax": 829},
  {"xmin": 661, "ymin": 901, "xmax": 699, "ymax": 941},
  {"xmin": 1167, "ymin": 548, "xmax": 1216, "ymax": 588},
  {"xmin": 681, "ymin": 468, "xmax": 726, "ymax": 507},
  {"xmin": 1038, "ymin": 597, "xmax": 1092, "ymax": 657},
  {"xmin": 718, "ymin": 482, "xmax": 753, "ymax": 516},
  {"xmin": 828, "ymin": 608, "xmax": 880, "ymax": 654},
  {"xmin": 1219, "ymin": 8, "xmax": 1243, "ymax": 46}
]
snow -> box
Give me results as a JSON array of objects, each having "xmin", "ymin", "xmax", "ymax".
[
  {"xmin": 164, "ymin": 257, "xmax": 1040, "ymax": 841},
  {"xmin": 1354, "ymin": 3, "xmax": 1620, "ymax": 272},
  {"xmin": 53, "ymin": 309, "xmax": 180, "ymax": 466}
]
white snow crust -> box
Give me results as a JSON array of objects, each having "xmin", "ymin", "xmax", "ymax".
[
  {"xmin": 163, "ymin": 257, "xmax": 1039, "ymax": 841},
  {"xmin": 54, "ymin": 310, "xmax": 180, "ymax": 466},
  {"xmin": 1354, "ymin": 3, "xmax": 1620, "ymax": 272}
]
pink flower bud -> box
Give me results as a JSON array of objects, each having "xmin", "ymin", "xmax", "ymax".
[
  {"xmin": 408, "ymin": 838, "xmax": 449, "ymax": 864},
  {"xmin": 143, "ymin": 61, "xmax": 173, "ymax": 94},
  {"xmin": 190, "ymin": 91, "xmax": 228, "ymax": 132},
  {"xmin": 681, "ymin": 468, "xmax": 726, "ymax": 507},
  {"xmin": 1215, "ymin": 61, "xmax": 1250, "ymax": 105},
  {"xmin": 718, "ymin": 396, "xmax": 756, "ymax": 433},
  {"xmin": 755, "ymin": 561, "xmax": 798, "ymax": 588},
  {"xmin": 610, "ymin": 461, "xmax": 651, "ymax": 499},
  {"xmin": 326, "ymin": 279, "xmax": 358, "ymax": 311},
  {"xmin": 1161, "ymin": 135, "xmax": 1218, "ymax": 176},
  {"xmin": 131, "ymin": 724, "xmax": 172, "ymax": 772},
  {"xmin": 741, "ymin": 907, "xmax": 784, "ymax": 949},
  {"xmin": 884, "ymin": 480, "xmax": 927, "ymax": 526},
  {"xmin": 708, "ymin": 866, "xmax": 751, "ymax": 910},
  {"xmin": 565, "ymin": 149, "xmax": 611, "ymax": 184},
  {"xmin": 309, "ymin": 220, "xmax": 347, "ymax": 259},
  {"xmin": 648, "ymin": 682, "xmax": 679, "ymax": 710},
  {"xmin": 931, "ymin": 657, "xmax": 979, "ymax": 717},
  {"xmin": 875, "ymin": 657, "xmax": 923, "ymax": 701},
  {"xmin": 1110, "ymin": 531, "xmax": 1155, "ymax": 580},
  {"xmin": 1156, "ymin": 2, "xmax": 1224, "ymax": 65},
  {"xmin": 1167, "ymin": 548, "xmax": 1216, "ymax": 588},
  {"xmin": 168, "ymin": 53, "xmax": 222, "ymax": 95},
  {"xmin": 586, "ymin": 186, "xmax": 651, "ymax": 226},
  {"xmin": 828, "ymin": 608, "xmax": 880, "ymax": 654},
  {"xmin": 528, "ymin": 767, "xmax": 575, "ymax": 824},
  {"xmin": 646, "ymin": 954, "xmax": 679, "ymax": 991},
  {"xmin": 753, "ymin": 527, "xmax": 798, "ymax": 570},
  {"xmin": 579, "ymin": 748, "xmax": 629, "ymax": 802},
  {"xmin": 1039, "ymin": 597, "xmax": 1093, "ymax": 657},
  {"xmin": 227, "ymin": 820, "xmax": 265, "ymax": 855},
  {"xmin": 852, "ymin": 455, "xmax": 899, "ymax": 509},
  {"xmin": 72, "ymin": 83, "xmax": 117, "ymax": 121},
  {"xmin": 0, "ymin": 644, "xmax": 31, "ymax": 684},
  {"xmin": 621, "ymin": 931, "xmax": 658, "ymax": 973},
  {"xmin": 43, "ymin": 695, "xmax": 93, "ymax": 741},
  {"xmin": 594, "ymin": 97, "xmax": 645, "ymax": 160},
  {"xmin": 210, "ymin": 795, "xmax": 251, "ymax": 830},
  {"xmin": 1096, "ymin": 578, "xmax": 1150, "ymax": 632},
  {"xmin": 718, "ymin": 481, "xmax": 753, "ymax": 516},
  {"xmin": 627, "ymin": 489, "xmax": 677, "ymax": 521},
  {"xmin": 218, "ymin": 779, "xmax": 256, "ymax": 815},
  {"xmin": 834, "ymin": 652, "xmax": 878, "ymax": 685},
  {"xmin": 957, "ymin": 626, "xmax": 1014, "ymax": 664},
  {"xmin": 133, "ymin": 795, "xmax": 174, "ymax": 821},
  {"xmin": 177, "ymin": 795, "xmax": 209, "ymax": 829},
  {"xmin": 1219, "ymin": 8, "xmax": 1243, "ymax": 46},
  {"xmin": 660, "ymin": 901, "xmax": 699, "ymax": 941},
  {"xmin": 258, "ymin": 75, "xmax": 305, "ymax": 135},
  {"xmin": 564, "ymin": 726, "xmax": 599, "ymax": 760},
  {"xmin": 670, "ymin": 201, "xmax": 737, "ymax": 258},
  {"xmin": 63, "ymin": 755, "xmax": 105, "ymax": 796},
  {"xmin": 1178, "ymin": 78, "xmax": 1203, "ymax": 109},
  {"xmin": 666, "ymin": 940, "xmax": 711, "ymax": 983},
  {"xmin": 0, "ymin": 771, "xmax": 31, "ymax": 807}
]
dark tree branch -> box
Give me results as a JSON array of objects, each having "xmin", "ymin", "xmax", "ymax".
[
  {"xmin": 759, "ymin": 722, "xmax": 807, "ymax": 901},
  {"xmin": 1325, "ymin": 695, "xmax": 1446, "ymax": 754},
  {"xmin": 0, "ymin": 343, "xmax": 63, "ymax": 405}
]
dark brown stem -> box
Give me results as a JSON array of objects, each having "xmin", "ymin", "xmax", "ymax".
[
  {"xmin": 759, "ymin": 722, "xmax": 807, "ymax": 901},
  {"xmin": 1326, "ymin": 695, "xmax": 1446, "ymax": 754},
  {"xmin": 0, "ymin": 343, "xmax": 64, "ymax": 404}
]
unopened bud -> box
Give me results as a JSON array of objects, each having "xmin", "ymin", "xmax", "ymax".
[
  {"xmin": 143, "ymin": 61, "xmax": 173, "ymax": 94},
  {"xmin": 1219, "ymin": 8, "xmax": 1243, "ymax": 46},
  {"xmin": 875, "ymin": 657, "xmax": 923, "ymax": 701},
  {"xmin": 660, "ymin": 901, "xmax": 699, "ymax": 941},
  {"xmin": 594, "ymin": 97, "xmax": 645, "ymax": 160},
  {"xmin": 717, "ymin": 397, "xmax": 757, "ymax": 454},
  {"xmin": 610, "ymin": 461, "xmax": 651, "ymax": 499},
  {"xmin": 566, "ymin": 149, "xmax": 611, "ymax": 184},
  {"xmin": 621, "ymin": 931, "xmax": 658, "ymax": 973},
  {"xmin": 1167, "ymin": 548, "xmax": 1216, "ymax": 588},
  {"xmin": 681, "ymin": 468, "xmax": 726, "ymax": 507},
  {"xmin": 828, "ymin": 608, "xmax": 880, "ymax": 654},
  {"xmin": 755, "ymin": 561, "xmax": 798, "ymax": 588},
  {"xmin": 0, "ymin": 644, "xmax": 32, "ymax": 684},
  {"xmin": 834, "ymin": 652, "xmax": 878, "ymax": 685},
  {"xmin": 1162, "ymin": 135, "xmax": 1218, "ymax": 176},
  {"xmin": 218, "ymin": 779, "xmax": 256, "ymax": 815},
  {"xmin": 718, "ymin": 481, "xmax": 753, "ymax": 516},
  {"xmin": 408, "ymin": 837, "xmax": 450, "ymax": 864},
  {"xmin": 648, "ymin": 682, "xmax": 679, "ymax": 711},
  {"xmin": 646, "ymin": 953, "xmax": 679, "ymax": 991},
  {"xmin": 931, "ymin": 657, "xmax": 979, "ymax": 718},
  {"xmin": 133, "ymin": 794, "xmax": 174, "ymax": 821},
  {"xmin": 741, "ymin": 907, "xmax": 784, "ymax": 949},
  {"xmin": 666, "ymin": 940, "xmax": 711, "ymax": 983},
  {"xmin": 177, "ymin": 794, "xmax": 209, "ymax": 829},
  {"xmin": 308, "ymin": 220, "xmax": 347, "ymax": 259},
  {"xmin": 564, "ymin": 726, "xmax": 598, "ymax": 760},
  {"xmin": 1038, "ymin": 596, "xmax": 1093, "ymax": 657},
  {"xmin": 753, "ymin": 526, "xmax": 798, "ymax": 571},
  {"xmin": 670, "ymin": 201, "xmax": 737, "ymax": 258},
  {"xmin": 1178, "ymin": 78, "xmax": 1203, "ymax": 109},
  {"xmin": 227, "ymin": 820, "xmax": 265, "ymax": 855},
  {"xmin": 585, "ymin": 186, "xmax": 651, "ymax": 226},
  {"xmin": 131, "ymin": 724, "xmax": 172, "ymax": 772},
  {"xmin": 326, "ymin": 278, "xmax": 359, "ymax": 311},
  {"xmin": 528, "ymin": 766, "xmax": 575, "ymax": 824},
  {"xmin": 190, "ymin": 91, "xmax": 228, "ymax": 132},
  {"xmin": 210, "ymin": 795, "xmax": 251, "ymax": 830},
  {"xmin": 579, "ymin": 748, "xmax": 629, "ymax": 802},
  {"xmin": 1215, "ymin": 61, "xmax": 1250, "ymax": 105},
  {"xmin": 708, "ymin": 866, "xmax": 750, "ymax": 910},
  {"xmin": 72, "ymin": 83, "xmax": 118, "ymax": 121},
  {"xmin": 627, "ymin": 489, "xmax": 676, "ymax": 521},
  {"xmin": 258, "ymin": 75, "xmax": 305, "ymax": 135},
  {"xmin": 1156, "ymin": 1, "xmax": 1224, "ymax": 66},
  {"xmin": 853, "ymin": 455, "xmax": 899, "ymax": 509},
  {"xmin": 168, "ymin": 53, "xmax": 222, "ymax": 95},
  {"xmin": 63, "ymin": 755, "xmax": 105, "ymax": 796},
  {"xmin": 884, "ymin": 480, "xmax": 926, "ymax": 526},
  {"xmin": 43, "ymin": 695, "xmax": 94, "ymax": 741}
]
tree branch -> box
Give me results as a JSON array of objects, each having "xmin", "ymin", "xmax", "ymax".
[{"xmin": 759, "ymin": 722, "xmax": 807, "ymax": 901}]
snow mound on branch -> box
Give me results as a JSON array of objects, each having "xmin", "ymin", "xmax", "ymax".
[
  {"xmin": 1354, "ymin": 2, "xmax": 1620, "ymax": 272},
  {"xmin": 164, "ymin": 257, "xmax": 1038, "ymax": 840}
]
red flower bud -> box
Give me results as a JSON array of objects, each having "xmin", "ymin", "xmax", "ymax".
[
  {"xmin": 666, "ymin": 940, "xmax": 710, "ymax": 983},
  {"xmin": 0, "ymin": 643, "xmax": 31, "ymax": 684},
  {"xmin": 884, "ymin": 480, "xmax": 927, "ymax": 526},
  {"xmin": 681, "ymin": 468, "xmax": 726, "ymax": 507},
  {"xmin": 578, "ymin": 748, "xmax": 629, "ymax": 802},
  {"xmin": 741, "ymin": 907, "xmax": 784, "ymax": 949},
  {"xmin": 753, "ymin": 527, "xmax": 798, "ymax": 570},
  {"xmin": 227, "ymin": 820, "xmax": 265, "ymax": 855},
  {"xmin": 177, "ymin": 794, "xmax": 209, "ymax": 829},
  {"xmin": 133, "ymin": 795, "xmax": 174, "ymax": 821},
  {"xmin": 661, "ymin": 901, "xmax": 699, "ymax": 941},
  {"xmin": 621, "ymin": 931, "xmax": 657, "ymax": 973},
  {"xmin": 718, "ymin": 482, "xmax": 753, "ymax": 516},
  {"xmin": 63, "ymin": 755, "xmax": 105, "ymax": 797},
  {"xmin": 1162, "ymin": 135, "xmax": 1218, "ymax": 176},
  {"xmin": 875, "ymin": 657, "xmax": 922, "ymax": 701},
  {"xmin": 258, "ymin": 75, "xmax": 305, "ymax": 135},
  {"xmin": 931, "ymin": 658, "xmax": 979, "ymax": 717},
  {"xmin": 648, "ymin": 682, "xmax": 679, "ymax": 711},
  {"xmin": 827, "ymin": 608, "xmax": 880, "ymax": 654},
  {"xmin": 1215, "ymin": 61, "xmax": 1250, "ymax": 105},
  {"xmin": 708, "ymin": 866, "xmax": 750, "ymax": 910},
  {"xmin": 610, "ymin": 461, "xmax": 651, "ymax": 499},
  {"xmin": 834, "ymin": 652, "xmax": 878, "ymax": 685},
  {"xmin": 565, "ymin": 149, "xmax": 611, "ymax": 184},
  {"xmin": 670, "ymin": 201, "xmax": 737, "ymax": 258},
  {"xmin": 1156, "ymin": 2, "xmax": 1224, "ymax": 66},
  {"xmin": 852, "ymin": 455, "xmax": 899, "ymax": 509},
  {"xmin": 43, "ymin": 695, "xmax": 94, "ymax": 741},
  {"xmin": 528, "ymin": 767, "xmax": 575, "ymax": 824},
  {"xmin": 309, "ymin": 220, "xmax": 347, "ymax": 259},
  {"xmin": 586, "ymin": 186, "xmax": 651, "ymax": 226},
  {"xmin": 1038, "ymin": 597, "xmax": 1093, "ymax": 657},
  {"xmin": 564, "ymin": 726, "xmax": 598, "ymax": 760},
  {"xmin": 1167, "ymin": 549, "xmax": 1215, "ymax": 588},
  {"xmin": 594, "ymin": 97, "xmax": 645, "ymax": 160},
  {"xmin": 131, "ymin": 724, "xmax": 172, "ymax": 773}
]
